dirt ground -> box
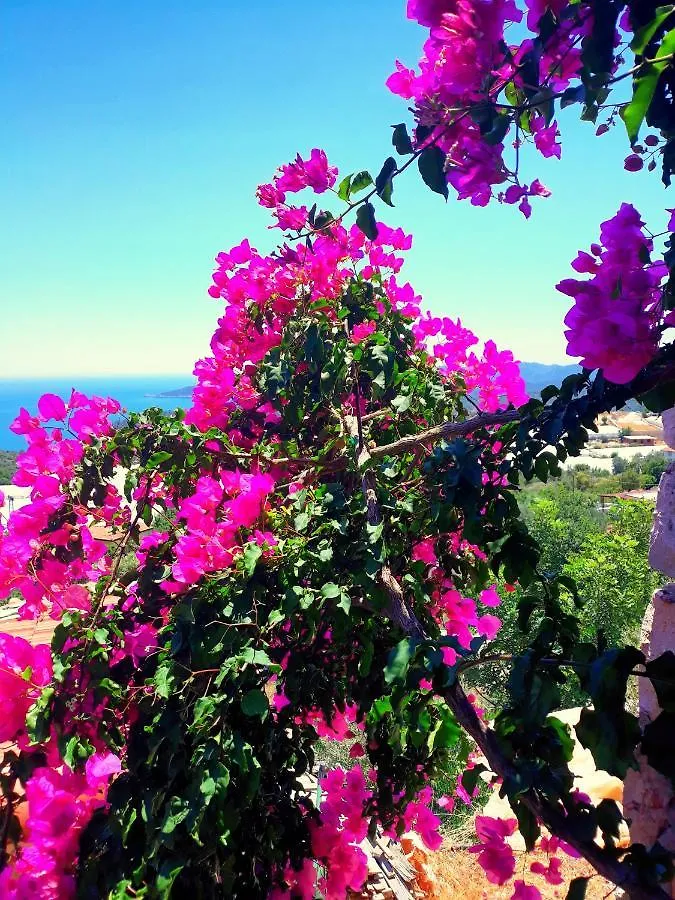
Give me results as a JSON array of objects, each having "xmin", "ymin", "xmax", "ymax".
[{"xmin": 425, "ymin": 846, "xmax": 617, "ymax": 899}]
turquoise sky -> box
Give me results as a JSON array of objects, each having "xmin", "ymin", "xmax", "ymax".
[{"xmin": 2, "ymin": 0, "xmax": 673, "ymax": 377}]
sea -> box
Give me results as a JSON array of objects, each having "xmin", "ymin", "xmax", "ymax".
[{"xmin": 0, "ymin": 376, "xmax": 194, "ymax": 451}]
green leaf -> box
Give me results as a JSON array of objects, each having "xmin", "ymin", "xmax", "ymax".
[
  {"xmin": 631, "ymin": 6, "xmax": 675, "ymax": 54},
  {"xmin": 621, "ymin": 27, "xmax": 675, "ymax": 142},
  {"xmin": 358, "ymin": 641, "xmax": 374, "ymax": 677},
  {"xmin": 350, "ymin": 171, "xmax": 374, "ymax": 195},
  {"xmin": 560, "ymin": 85, "xmax": 586, "ymax": 108},
  {"xmin": 460, "ymin": 763, "xmax": 487, "ymax": 796},
  {"xmin": 392, "ymin": 123, "xmax": 414, "ymax": 155},
  {"xmin": 242, "ymin": 542, "xmax": 262, "ymax": 578},
  {"xmin": 154, "ymin": 665, "xmax": 174, "ymax": 699},
  {"xmin": 337, "ymin": 591, "xmax": 352, "ymax": 615},
  {"xmin": 240, "ymin": 647, "xmax": 276, "ymax": 668},
  {"xmin": 156, "ymin": 858, "xmax": 185, "ymax": 895},
  {"xmin": 504, "ymin": 81, "xmax": 522, "ymax": 106},
  {"xmin": 356, "ymin": 202, "xmax": 378, "ymax": 240},
  {"xmin": 294, "ymin": 511, "xmax": 310, "ymax": 532},
  {"xmin": 385, "ymin": 638, "xmax": 416, "ymax": 684},
  {"xmin": 337, "ymin": 174, "xmax": 352, "ymax": 201},
  {"xmin": 375, "ymin": 156, "xmax": 397, "ymax": 207},
  {"xmin": 534, "ymin": 455, "xmax": 549, "ymax": 483},
  {"xmin": 241, "ymin": 689, "xmax": 268, "ymax": 718},
  {"xmin": 639, "ymin": 378, "xmax": 675, "ymax": 413},
  {"xmin": 161, "ymin": 798, "xmax": 190, "ymax": 835},
  {"xmin": 566, "ymin": 877, "xmax": 589, "ymax": 900},
  {"xmin": 147, "ymin": 450, "xmax": 173, "ymax": 468},
  {"xmin": 513, "ymin": 798, "xmax": 540, "ymax": 851},
  {"xmin": 418, "ymin": 146, "xmax": 449, "ymax": 199},
  {"xmin": 321, "ymin": 582, "xmax": 341, "ymax": 599},
  {"xmin": 546, "ymin": 716, "xmax": 575, "ymax": 762},
  {"xmin": 391, "ymin": 392, "xmax": 412, "ymax": 413},
  {"xmin": 483, "ymin": 114, "xmax": 511, "ymax": 146}
]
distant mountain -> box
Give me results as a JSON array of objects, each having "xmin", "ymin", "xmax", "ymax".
[
  {"xmin": 519, "ymin": 362, "xmax": 580, "ymax": 397},
  {"xmin": 151, "ymin": 385, "xmax": 194, "ymax": 399},
  {"xmin": 152, "ymin": 367, "xmax": 583, "ymax": 402},
  {"xmin": 152, "ymin": 364, "xmax": 637, "ymax": 407}
]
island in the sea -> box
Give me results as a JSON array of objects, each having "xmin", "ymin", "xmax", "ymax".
[{"xmin": 147, "ymin": 385, "xmax": 195, "ymax": 399}]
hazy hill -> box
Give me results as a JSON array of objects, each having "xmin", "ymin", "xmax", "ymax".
[
  {"xmin": 0, "ymin": 451, "xmax": 18, "ymax": 483},
  {"xmin": 151, "ymin": 385, "xmax": 194, "ymax": 398},
  {"xmin": 153, "ymin": 366, "xmax": 582, "ymax": 402},
  {"xmin": 519, "ymin": 362, "xmax": 580, "ymax": 397},
  {"xmin": 151, "ymin": 365, "xmax": 647, "ymax": 411}
]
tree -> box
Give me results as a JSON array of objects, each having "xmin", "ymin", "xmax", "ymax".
[
  {"xmin": 524, "ymin": 485, "xmax": 601, "ymax": 575},
  {"xmin": 612, "ymin": 455, "xmax": 629, "ymax": 475},
  {"xmin": 564, "ymin": 501, "xmax": 661, "ymax": 646},
  {"xmin": 2, "ymin": 2, "xmax": 675, "ymax": 899}
]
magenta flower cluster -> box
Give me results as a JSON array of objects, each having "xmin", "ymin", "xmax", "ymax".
[
  {"xmin": 558, "ymin": 203, "xmax": 671, "ymax": 383},
  {"xmin": 387, "ymin": 0, "xmax": 596, "ymax": 211}
]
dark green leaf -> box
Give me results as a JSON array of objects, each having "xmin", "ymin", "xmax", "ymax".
[
  {"xmin": 622, "ymin": 28, "xmax": 675, "ymax": 142},
  {"xmin": 639, "ymin": 378, "xmax": 675, "ymax": 412},
  {"xmin": 631, "ymin": 6, "xmax": 675, "ymax": 54},
  {"xmin": 392, "ymin": 123, "xmax": 414, "ymax": 155},
  {"xmin": 241, "ymin": 689, "xmax": 268, "ymax": 718},
  {"xmin": 561, "ymin": 85, "xmax": 586, "ymax": 108},
  {"xmin": 566, "ymin": 877, "xmax": 589, "ymax": 900},
  {"xmin": 147, "ymin": 450, "xmax": 173, "ymax": 467},
  {"xmin": 418, "ymin": 146, "xmax": 449, "ymax": 199},
  {"xmin": 385, "ymin": 638, "xmax": 416, "ymax": 684},
  {"xmin": 513, "ymin": 799, "xmax": 540, "ymax": 851},
  {"xmin": 460, "ymin": 763, "xmax": 487, "ymax": 796},
  {"xmin": 375, "ymin": 156, "xmax": 397, "ymax": 207},
  {"xmin": 483, "ymin": 114, "xmax": 511, "ymax": 146},
  {"xmin": 356, "ymin": 202, "xmax": 378, "ymax": 240}
]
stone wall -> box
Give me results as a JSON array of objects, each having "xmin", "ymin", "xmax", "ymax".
[{"xmin": 623, "ymin": 409, "xmax": 675, "ymax": 895}]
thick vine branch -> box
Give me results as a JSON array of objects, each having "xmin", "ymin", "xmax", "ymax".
[
  {"xmin": 440, "ymin": 678, "xmax": 670, "ymax": 900},
  {"xmin": 370, "ymin": 409, "xmax": 520, "ymax": 459},
  {"xmin": 346, "ymin": 396, "xmax": 671, "ymax": 897},
  {"xmin": 343, "ymin": 412, "xmax": 426, "ymax": 640}
]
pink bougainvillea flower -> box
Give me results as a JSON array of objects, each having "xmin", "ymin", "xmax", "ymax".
[
  {"xmin": 479, "ymin": 585, "xmax": 501, "ymax": 607},
  {"xmin": 412, "ymin": 538, "xmax": 438, "ymax": 566},
  {"xmin": 559, "ymin": 203, "xmax": 665, "ymax": 382},
  {"xmin": 478, "ymin": 614, "xmax": 502, "ymax": 640},
  {"xmin": 512, "ymin": 881, "xmax": 542, "ymax": 900},
  {"xmin": 85, "ymin": 752, "xmax": 122, "ymax": 790},
  {"xmin": 623, "ymin": 153, "xmax": 644, "ymax": 172},
  {"xmin": 0, "ymin": 634, "xmax": 52, "ymax": 743},
  {"xmin": 350, "ymin": 321, "xmax": 377, "ymax": 344},
  {"xmin": 530, "ymin": 856, "xmax": 563, "ymax": 885},
  {"xmin": 469, "ymin": 816, "xmax": 518, "ymax": 885},
  {"xmin": 37, "ymin": 393, "xmax": 68, "ymax": 422},
  {"xmin": 531, "ymin": 116, "xmax": 562, "ymax": 160}
]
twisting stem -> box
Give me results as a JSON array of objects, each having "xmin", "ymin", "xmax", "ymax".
[
  {"xmin": 439, "ymin": 679, "xmax": 669, "ymax": 900},
  {"xmin": 369, "ymin": 409, "xmax": 520, "ymax": 459}
]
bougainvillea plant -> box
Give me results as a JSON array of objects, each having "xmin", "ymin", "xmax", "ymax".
[{"xmin": 2, "ymin": 1, "xmax": 675, "ymax": 898}]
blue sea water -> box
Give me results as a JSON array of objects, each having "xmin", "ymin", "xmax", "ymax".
[{"xmin": 0, "ymin": 376, "xmax": 194, "ymax": 451}]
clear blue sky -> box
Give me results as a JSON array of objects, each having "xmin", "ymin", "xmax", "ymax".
[{"xmin": 2, "ymin": 0, "xmax": 672, "ymax": 377}]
